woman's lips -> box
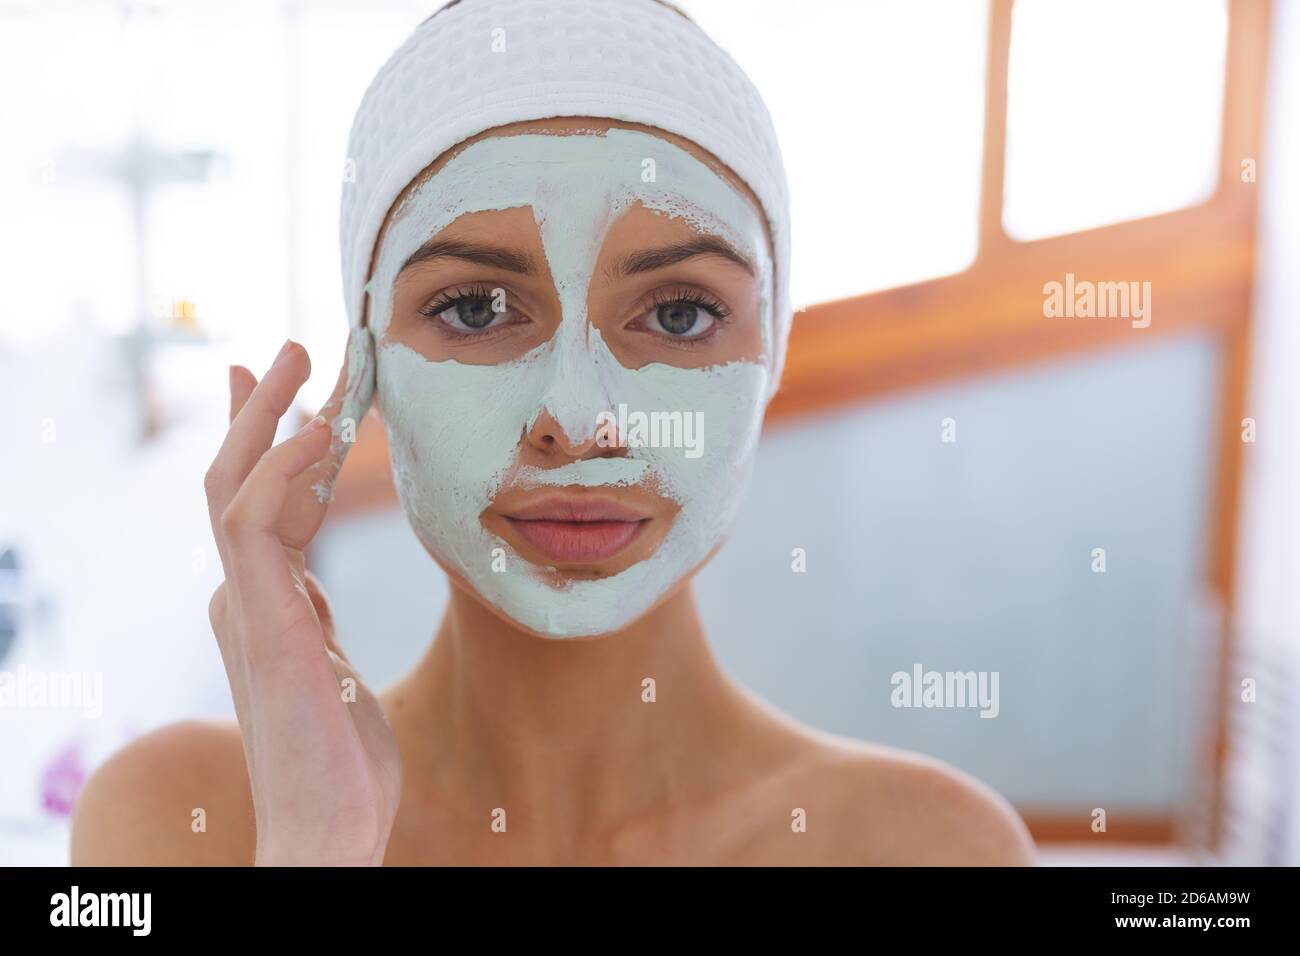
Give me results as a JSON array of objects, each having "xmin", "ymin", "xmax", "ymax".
[
  {"xmin": 506, "ymin": 517, "xmax": 648, "ymax": 563},
  {"xmin": 501, "ymin": 498, "xmax": 651, "ymax": 563}
]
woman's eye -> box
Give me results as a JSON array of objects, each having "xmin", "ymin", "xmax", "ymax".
[
  {"xmin": 441, "ymin": 297, "xmax": 498, "ymax": 331},
  {"xmin": 420, "ymin": 290, "xmax": 512, "ymax": 334},
  {"xmin": 649, "ymin": 301, "xmax": 716, "ymax": 338}
]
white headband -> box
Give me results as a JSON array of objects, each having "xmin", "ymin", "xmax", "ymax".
[{"xmin": 339, "ymin": 0, "xmax": 793, "ymax": 394}]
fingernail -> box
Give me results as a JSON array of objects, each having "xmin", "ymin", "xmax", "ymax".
[
  {"xmin": 228, "ymin": 365, "xmax": 236, "ymax": 390},
  {"xmin": 296, "ymin": 415, "xmax": 327, "ymax": 437},
  {"xmin": 274, "ymin": 339, "xmax": 294, "ymax": 365}
]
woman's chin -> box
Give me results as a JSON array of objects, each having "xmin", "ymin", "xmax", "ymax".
[{"xmin": 426, "ymin": 545, "xmax": 705, "ymax": 642}]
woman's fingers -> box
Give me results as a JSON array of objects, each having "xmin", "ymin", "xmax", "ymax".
[
  {"xmin": 220, "ymin": 415, "xmax": 331, "ymax": 546},
  {"xmin": 296, "ymin": 329, "xmax": 376, "ymax": 507},
  {"xmin": 296, "ymin": 355, "xmax": 353, "ymax": 496},
  {"xmin": 219, "ymin": 417, "xmax": 334, "ymax": 657},
  {"xmin": 229, "ymin": 365, "xmax": 257, "ymax": 425},
  {"xmin": 205, "ymin": 341, "xmax": 311, "ymax": 531},
  {"xmin": 317, "ymin": 354, "xmax": 352, "ymax": 423}
]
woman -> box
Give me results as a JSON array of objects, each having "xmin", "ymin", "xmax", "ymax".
[{"xmin": 72, "ymin": 0, "xmax": 1034, "ymax": 866}]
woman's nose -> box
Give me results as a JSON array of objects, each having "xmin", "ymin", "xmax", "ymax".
[
  {"xmin": 524, "ymin": 315, "xmax": 620, "ymax": 453},
  {"xmin": 523, "ymin": 407, "xmax": 623, "ymax": 459}
]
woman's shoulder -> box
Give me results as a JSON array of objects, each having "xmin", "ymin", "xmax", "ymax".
[
  {"xmin": 769, "ymin": 729, "xmax": 1038, "ymax": 866},
  {"xmin": 70, "ymin": 718, "xmax": 254, "ymax": 866}
]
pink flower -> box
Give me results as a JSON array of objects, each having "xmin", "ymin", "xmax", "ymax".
[{"xmin": 40, "ymin": 740, "xmax": 84, "ymax": 817}]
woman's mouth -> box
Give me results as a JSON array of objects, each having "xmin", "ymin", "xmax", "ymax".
[{"xmin": 501, "ymin": 498, "xmax": 651, "ymax": 564}]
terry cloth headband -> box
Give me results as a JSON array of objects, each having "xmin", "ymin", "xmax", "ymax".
[{"xmin": 339, "ymin": 0, "xmax": 793, "ymax": 396}]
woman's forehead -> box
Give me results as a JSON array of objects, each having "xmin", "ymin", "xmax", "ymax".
[{"xmin": 372, "ymin": 116, "xmax": 767, "ymax": 251}]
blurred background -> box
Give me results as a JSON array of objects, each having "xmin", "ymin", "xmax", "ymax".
[{"xmin": 1, "ymin": 0, "xmax": 1297, "ymax": 866}]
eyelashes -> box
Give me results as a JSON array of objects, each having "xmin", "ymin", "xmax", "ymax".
[
  {"xmin": 647, "ymin": 286, "xmax": 731, "ymax": 320},
  {"xmin": 642, "ymin": 286, "xmax": 730, "ymax": 342},
  {"xmin": 417, "ymin": 283, "xmax": 517, "ymax": 338},
  {"xmin": 415, "ymin": 282, "xmax": 733, "ymax": 346}
]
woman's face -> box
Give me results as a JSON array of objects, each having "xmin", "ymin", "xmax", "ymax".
[{"xmin": 362, "ymin": 117, "xmax": 774, "ymax": 638}]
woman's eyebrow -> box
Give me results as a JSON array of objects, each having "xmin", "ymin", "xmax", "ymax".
[
  {"xmin": 399, "ymin": 238, "xmax": 539, "ymax": 276},
  {"xmin": 613, "ymin": 236, "xmax": 756, "ymax": 277}
]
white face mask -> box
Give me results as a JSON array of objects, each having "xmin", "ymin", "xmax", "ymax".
[{"xmin": 350, "ymin": 128, "xmax": 773, "ymax": 638}]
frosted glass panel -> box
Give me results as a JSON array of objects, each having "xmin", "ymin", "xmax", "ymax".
[
  {"xmin": 1003, "ymin": 0, "xmax": 1227, "ymax": 241},
  {"xmin": 681, "ymin": 0, "xmax": 987, "ymax": 305},
  {"xmin": 699, "ymin": 333, "xmax": 1221, "ymax": 812}
]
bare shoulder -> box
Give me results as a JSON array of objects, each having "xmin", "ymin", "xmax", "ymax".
[
  {"xmin": 797, "ymin": 733, "xmax": 1037, "ymax": 866},
  {"xmin": 70, "ymin": 718, "xmax": 254, "ymax": 866},
  {"xmin": 733, "ymin": 716, "xmax": 1037, "ymax": 866}
]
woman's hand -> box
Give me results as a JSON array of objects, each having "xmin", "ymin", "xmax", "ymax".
[{"xmin": 204, "ymin": 339, "xmax": 400, "ymax": 866}]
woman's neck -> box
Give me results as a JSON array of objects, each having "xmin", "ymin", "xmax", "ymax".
[{"xmin": 385, "ymin": 581, "xmax": 776, "ymax": 856}]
